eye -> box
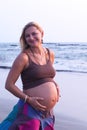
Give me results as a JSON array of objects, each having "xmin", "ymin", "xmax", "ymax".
[
  {"xmin": 25, "ymin": 34, "xmax": 30, "ymax": 38},
  {"xmin": 32, "ymin": 32, "xmax": 38, "ymax": 36}
]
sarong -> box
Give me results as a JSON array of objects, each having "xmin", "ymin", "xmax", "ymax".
[
  {"xmin": 0, "ymin": 104, "xmax": 18, "ymax": 130},
  {"xmin": 0, "ymin": 99, "xmax": 55, "ymax": 130}
]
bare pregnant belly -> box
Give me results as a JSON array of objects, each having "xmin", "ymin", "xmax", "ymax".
[{"xmin": 23, "ymin": 82, "xmax": 59, "ymax": 110}]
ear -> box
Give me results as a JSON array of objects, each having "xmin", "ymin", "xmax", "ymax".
[{"xmin": 41, "ymin": 30, "xmax": 44, "ymax": 37}]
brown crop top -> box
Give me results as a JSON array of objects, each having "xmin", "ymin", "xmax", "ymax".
[{"xmin": 21, "ymin": 48, "xmax": 56, "ymax": 90}]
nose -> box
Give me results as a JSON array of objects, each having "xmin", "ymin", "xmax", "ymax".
[{"xmin": 29, "ymin": 34, "xmax": 34, "ymax": 40}]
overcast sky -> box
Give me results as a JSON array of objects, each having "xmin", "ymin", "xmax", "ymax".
[{"xmin": 0, "ymin": 0, "xmax": 87, "ymax": 43}]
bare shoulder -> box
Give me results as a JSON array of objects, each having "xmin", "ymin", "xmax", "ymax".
[
  {"xmin": 49, "ymin": 49, "xmax": 55, "ymax": 64},
  {"xmin": 44, "ymin": 48, "xmax": 55, "ymax": 64},
  {"xmin": 11, "ymin": 52, "xmax": 29, "ymax": 72},
  {"xmin": 49, "ymin": 49, "xmax": 55, "ymax": 57},
  {"xmin": 15, "ymin": 52, "xmax": 28, "ymax": 63},
  {"xmin": 5, "ymin": 52, "xmax": 29, "ymax": 84}
]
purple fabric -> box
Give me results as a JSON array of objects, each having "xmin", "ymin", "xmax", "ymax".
[{"xmin": 9, "ymin": 99, "xmax": 55, "ymax": 130}]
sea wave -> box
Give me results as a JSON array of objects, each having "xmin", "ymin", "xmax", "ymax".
[{"xmin": 0, "ymin": 42, "xmax": 87, "ymax": 73}]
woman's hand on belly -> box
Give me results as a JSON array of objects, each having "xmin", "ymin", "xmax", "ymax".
[
  {"xmin": 24, "ymin": 82, "xmax": 60, "ymax": 110},
  {"xmin": 27, "ymin": 96, "xmax": 47, "ymax": 111}
]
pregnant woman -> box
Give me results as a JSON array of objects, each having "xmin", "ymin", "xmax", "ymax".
[{"xmin": 0, "ymin": 22, "xmax": 60, "ymax": 130}]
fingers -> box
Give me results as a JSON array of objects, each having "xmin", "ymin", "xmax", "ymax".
[
  {"xmin": 29, "ymin": 96, "xmax": 47, "ymax": 111},
  {"xmin": 36, "ymin": 100, "xmax": 47, "ymax": 110},
  {"xmin": 36, "ymin": 97, "xmax": 44, "ymax": 101}
]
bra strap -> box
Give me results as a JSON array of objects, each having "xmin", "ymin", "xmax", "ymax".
[
  {"xmin": 46, "ymin": 48, "xmax": 50, "ymax": 61},
  {"xmin": 22, "ymin": 50, "xmax": 31, "ymax": 64}
]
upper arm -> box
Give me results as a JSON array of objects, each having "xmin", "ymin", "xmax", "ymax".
[{"xmin": 5, "ymin": 53, "xmax": 28, "ymax": 86}]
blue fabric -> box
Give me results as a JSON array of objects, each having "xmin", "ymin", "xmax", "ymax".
[
  {"xmin": 0, "ymin": 104, "xmax": 18, "ymax": 130},
  {"xmin": 0, "ymin": 100, "xmax": 55, "ymax": 130}
]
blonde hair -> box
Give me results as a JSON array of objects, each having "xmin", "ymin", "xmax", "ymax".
[{"xmin": 20, "ymin": 22, "xmax": 44, "ymax": 50}]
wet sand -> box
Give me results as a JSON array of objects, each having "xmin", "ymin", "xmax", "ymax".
[{"xmin": 0, "ymin": 68, "xmax": 87, "ymax": 130}]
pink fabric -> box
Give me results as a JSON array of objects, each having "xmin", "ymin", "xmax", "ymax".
[
  {"xmin": 44, "ymin": 124, "xmax": 54, "ymax": 130},
  {"xmin": 23, "ymin": 103, "xmax": 28, "ymax": 115},
  {"xmin": 18, "ymin": 119, "xmax": 40, "ymax": 130},
  {"xmin": 8, "ymin": 100, "xmax": 55, "ymax": 130}
]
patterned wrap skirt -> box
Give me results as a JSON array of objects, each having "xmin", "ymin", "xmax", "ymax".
[{"xmin": 0, "ymin": 99, "xmax": 55, "ymax": 130}]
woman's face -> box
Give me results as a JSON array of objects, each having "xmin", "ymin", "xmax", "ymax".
[{"xmin": 24, "ymin": 26, "xmax": 43, "ymax": 47}]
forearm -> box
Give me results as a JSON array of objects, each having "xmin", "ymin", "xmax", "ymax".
[{"xmin": 5, "ymin": 84, "xmax": 28, "ymax": 102}]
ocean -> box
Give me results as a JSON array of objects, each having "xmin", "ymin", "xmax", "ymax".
[
  {"xmin": 0, "ymin": 42, "xmax": 87, "ymax": 73},
  {"xmin": 0, "ymin": 42, "xmax": 87, "ymax": 128}
]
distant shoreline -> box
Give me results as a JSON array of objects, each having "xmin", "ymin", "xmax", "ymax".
[
  {"xmin": 0, "ymin": 66, "xmax": 87, "ymax": 74},
  {"xmin": 0, "ymin": 66, "xmax": 11, "ymax": 69},
  {"xmin": 0, "ymin": 42, "xmax": 87, "ymax": 73}
]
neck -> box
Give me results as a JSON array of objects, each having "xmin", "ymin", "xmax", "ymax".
[{"xmin": 29, "ymin": 45, "xmax": 43, "ymax": 55}]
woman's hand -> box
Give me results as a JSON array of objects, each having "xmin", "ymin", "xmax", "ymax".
[{"xmin": 27, "ymin": 96, "xmax": 47, "ymax": 111}]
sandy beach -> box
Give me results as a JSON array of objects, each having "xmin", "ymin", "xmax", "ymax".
[{"xmin": 0, "ymin": 68, "xmax": 87, "ymax": 130}]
